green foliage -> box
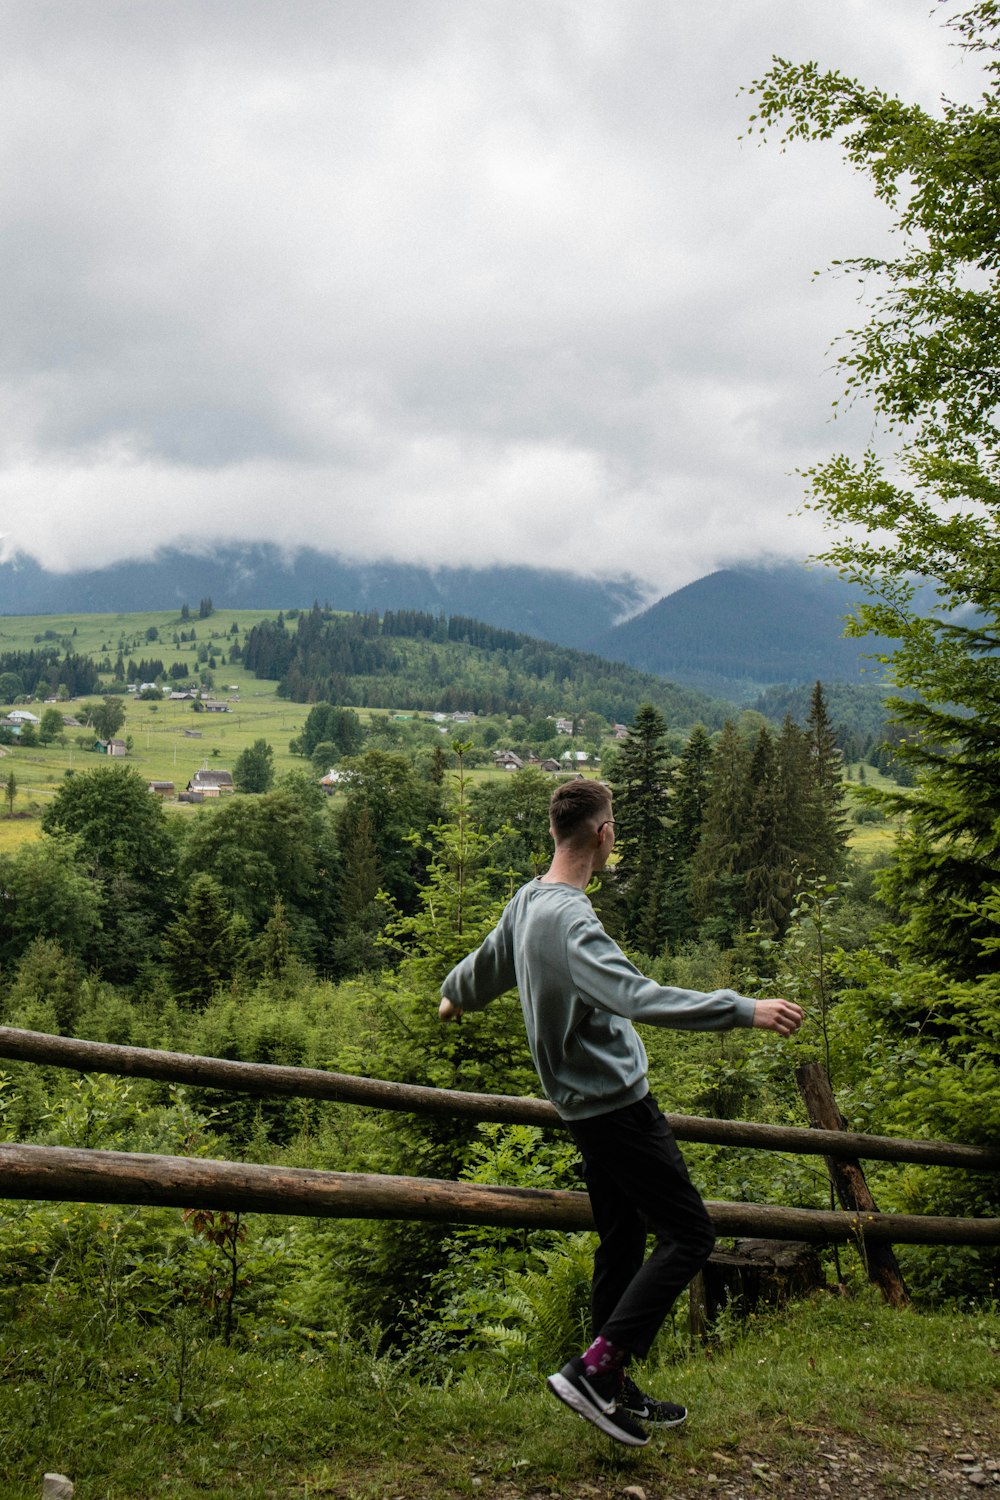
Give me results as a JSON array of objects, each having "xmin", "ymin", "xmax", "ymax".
[
  {"xmin": 244, "ymin": 603, "xmax": 728, "ymax": 728},
  {"xmin": 232, "ymin": 737, "xmax": 275, "ymax": 794},
  {"xmin": 86, "ymin": 695, "xmax": 127, "ymax": 741},
  {"xmin": 160, "ymin": 873, "xmax": 249, "ymax": 1005},
  {"xmin": 292, "ymin": 701, "xmax": 364, "ymax": 760},
  {"xmin": 748, "ymin": 11, "xmax": 1000, "ymax": 977},
  {"xmin": 0, "ymin": 835, "xmax": 102, "ymax": 973},
  {"xmin": 178, "ymin": 786, "xmax": 342, "ymax": 971},
  {"xmin": 41, "ymin": 763, "xmax": 178, "ymax": 980},
  {"xmin": 611, "ymin": 703, "xmax": 673, "ymax": 951}
]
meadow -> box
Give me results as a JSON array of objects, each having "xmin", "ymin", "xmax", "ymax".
[{"xmin": 0, "ymin": 609, "xmax": 898, "ymax": 861}]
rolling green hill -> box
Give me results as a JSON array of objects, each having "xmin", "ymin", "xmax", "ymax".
[{"xmin": 242, "ymin": 605, "xmax": 733, "ymax": 726}]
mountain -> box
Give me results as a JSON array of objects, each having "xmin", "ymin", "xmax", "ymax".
[
  {"xmin": 587, "ymin": 563, "xmax": 891, "ymax": 701},
  {"xmin": 0, "ymin": 544, "xmax": 649, "ymax": 653}
]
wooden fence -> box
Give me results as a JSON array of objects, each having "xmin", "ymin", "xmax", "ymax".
[{"xmin": 0, "ymin": 1026, "xmax": 998, "ymax": 1253}]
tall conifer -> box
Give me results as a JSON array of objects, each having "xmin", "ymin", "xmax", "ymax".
[{"xmin": 611, "ymin": 703, "xmax": 672, "ymax": 953}]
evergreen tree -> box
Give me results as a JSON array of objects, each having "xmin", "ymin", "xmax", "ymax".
[
  {"xmin": 691, "ymin": 720, "xmax": 751, "ymax": 945},
  {"xmin": 610, "ymin": 704, "xmax": 672, "ymax": 953},
  {"xmin": 332, "ymin": 803, "xmax": 386, "ymax": 974},
  {"xmin": 740, "ymin": 726, "xmax": 795, "ymax": 935},
  {"xmin": 160, "ymin": 873, "xmax": 248, "ymax": 1005},
  {"xmin": 659, "ymin": 724, "xmax": 712, "ymax": 948},
  {"xmin": 804, "ymin": 681, "xmax": 849, "ymax": 879}
]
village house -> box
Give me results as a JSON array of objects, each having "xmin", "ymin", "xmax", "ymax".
[
  {"xmin": 186, "ymin": 768, "xmax": 234, "ymax": 795},
  {"xmin": 147, "ymin": 780, "xmax": 175, "ymax": 798},
  {"xmin": 494, "ymin": 751, "xmax": 524, "ymax": 772},
  {"xmin": 554, "ymin": 717, "xmax": 574, "ymax": 735}
]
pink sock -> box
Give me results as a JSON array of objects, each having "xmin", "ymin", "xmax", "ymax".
[{"xmin": 581, "ymin": 1335, "xmax": 625, "ymax": 1376}]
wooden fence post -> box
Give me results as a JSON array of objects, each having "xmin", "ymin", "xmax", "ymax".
[{"xmin": 795, "ymin": 1061, "xmax": 909, "ymax": 1307}]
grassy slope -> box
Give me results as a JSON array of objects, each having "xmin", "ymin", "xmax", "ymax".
[{"xmin": 0, "ymin": 1290, "xmax": 995, "ymax": 1498}]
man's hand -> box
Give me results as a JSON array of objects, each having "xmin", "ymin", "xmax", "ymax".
[
  {"xmin": 439, "ymin": 996, "xmax": 463, "ymax": 1022},
  {"xmin": 751, "ymin": 998, "xmax": 804, "ymax": 1037}
]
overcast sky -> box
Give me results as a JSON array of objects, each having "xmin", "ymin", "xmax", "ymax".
[{"xmin": 0, "ymin": 1, "xmax": 982, "ymax": 599}]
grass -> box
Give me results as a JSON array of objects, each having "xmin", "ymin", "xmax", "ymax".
[{"xmin": 0, "ymin": 1285, "xmax": 996, "ymax": 1498}]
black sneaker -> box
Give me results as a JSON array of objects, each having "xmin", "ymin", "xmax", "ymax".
[
  {"xmin": 620, "ymin": 1375, "xmax": 687, "ymax": 1427},
  {"xmin": 546, "ymin": 1357, "xmax": 650, "ymax": 1447}
]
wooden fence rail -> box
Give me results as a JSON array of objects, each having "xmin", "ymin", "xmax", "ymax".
[
  {"xmin": 2, "ymin": 1143, "xmax": 999, "ymax": 1246},
  {"xmin": 0, "ymin": 1026, "xmax": 997, "ymax": 1251},
  {"xmin": 1, "ymin": 1026, "xmax": 998, "ymax": 1172}
]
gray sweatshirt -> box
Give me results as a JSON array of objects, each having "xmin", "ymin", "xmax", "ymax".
[{"xmin": 441, "ymin": 878, "xmax": 757, "ymax": 1121}]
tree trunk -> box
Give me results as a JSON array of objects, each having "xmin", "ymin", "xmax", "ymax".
[{"xmin": 795, "ymin": 1061, "xmax": 909, "ymax": 1307}]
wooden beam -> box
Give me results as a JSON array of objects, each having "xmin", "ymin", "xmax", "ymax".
[
  {"xmin": 796, "ymin": 1061, "xmax": 909, "ymax": 1307},
  {"xmin": 1, "ymin": 1144, "xmax": 999, "ymax": 1246},
  {"xmin": 0, "ymin": 1027, "xmax": 997, "ymax": 1171}
]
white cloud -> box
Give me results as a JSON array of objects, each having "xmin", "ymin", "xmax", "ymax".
[{"xmin": 0, "ymin": 0, "xmax": 982, "ymax": 592}]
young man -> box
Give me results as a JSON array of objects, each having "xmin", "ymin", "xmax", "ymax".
[{"xmin": 440, "ymin": 778, "xmax": 804, "ymax": 1447}]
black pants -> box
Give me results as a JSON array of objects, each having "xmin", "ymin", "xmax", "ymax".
[{"xmin": 566, "ymin": 1092, "xmax": 716, "ymax": 1360}]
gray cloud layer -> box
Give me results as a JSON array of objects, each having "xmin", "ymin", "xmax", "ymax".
[{"xmin": 0, "ymin": 1, "xmax": 980, "ymax": 593}]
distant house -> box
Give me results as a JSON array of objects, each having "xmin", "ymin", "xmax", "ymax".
[
  {"xmin": 187, "ymin": 769, "xmax": 234, "ymax": 794},
  {"xmin": 560, "ymin": 750, "xmax": 590, "ymax": 764},
  {"xmin": 540, "ymin": 758, "xmax": 562, "ymax": 772},
  {"xmin": 199, "ymin": 700, "xmax": 230, "ymax": 713},
  {"xmin": 554, "ymin": 717, "xmax": 574, "ymax": 735},
  {"xmin": 319, "ymin": 769, "xmax": 345, "ymax": 794},
  {"xmin": 612, "ymin": 723, "xmax": 630, "ymax": 741},
  {"xmin": 95, "ymin": 738, "xmax": 128, "ymax": 757},
  {"xmin": 7, "ymin": 710, "xmax": 39, "ymax": 724},
  {"xmin": 183, "ymin": 728, "xmax": 203, "ymax": 738},
  {"xmin": 494, "ymin": 751, "xmax": 524, "ymax": 772},
  {"xmin": 148, "ymin": 780, "xmax": 175, "ymax": 797}
]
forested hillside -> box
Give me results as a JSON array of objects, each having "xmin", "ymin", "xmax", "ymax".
[{"xmin": 242, "ymin": 603, "xmax": 730, "ymax": 725}]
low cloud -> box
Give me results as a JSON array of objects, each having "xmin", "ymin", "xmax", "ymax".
[{"xmin": 0, "ymin": 1, "xmax": 979, "ymax": 593}]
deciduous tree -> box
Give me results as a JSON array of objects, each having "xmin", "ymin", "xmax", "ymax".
[
  {"xmin": 233, "ymin": 738, "xmax": 275, "ymax": 794},
  {"xmin": 749, "ymin": 3, "xmax": 1000, "ymax": 974}
]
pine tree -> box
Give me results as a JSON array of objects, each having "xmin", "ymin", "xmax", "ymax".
[
  {"xmin": 659, "ymin": 724, "xmax": 712, "ymax": 948},
  {"xmin": 741, "ymin": 726, "xmax": 797, "ymax": 936},
  {"xmin": 610, "ymin": 704, "xmax": 673, "ymax": 953},
  {"xmin": 804, "ymin": 681, "xmax": 849, "ymax": 880},
  {"xmin": 691, "ymin": 720, "xmax": 751, "ymax": 944},
  {"xmin": 160, "ymin": 874, "xmax": 248, "ymax": 1005}
]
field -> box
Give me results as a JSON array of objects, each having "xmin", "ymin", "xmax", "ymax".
[
  {"xmin": 1, "ymin": 608, "xmax": 358, "ymax": 827},
  {"xmin": 0, "ymin": 610, "xmax": 906, "ymax": 856}
]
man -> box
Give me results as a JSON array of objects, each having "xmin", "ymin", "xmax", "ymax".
[{"xmin": 440, "ymin": 778, "xmax": 804, "ymax": 1447}]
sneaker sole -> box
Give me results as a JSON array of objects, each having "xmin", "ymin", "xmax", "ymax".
[{"xmin": 546, "ymin": 1372, "xmax": 650, "ymax": 1447}]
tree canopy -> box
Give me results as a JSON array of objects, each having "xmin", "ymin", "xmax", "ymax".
[{"xmin": 748, "ymin": 1, "xmax": 1000, "ymax": 974}]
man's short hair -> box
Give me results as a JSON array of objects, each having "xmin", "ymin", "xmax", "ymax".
[{"xmin": 549, "ymin": 779, "xmax": 612, "ymax": 844}]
